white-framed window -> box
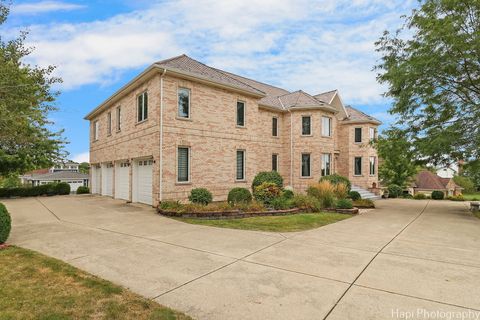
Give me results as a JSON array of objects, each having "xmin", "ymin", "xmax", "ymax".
[
  {"xmin": 116, "ymin": 106, "xmax": 121, "ymax": 131},
  {"xmin": 354, "ymin": 127, "xmax": 362, "ymax": 143},
  {"xmin": 272, "ymin": 154, "xmax": 278, "ymax": 171},
  {"xmin": 177, "ymin": 147, "xmax": 190, "ymax": 183},
  {"xmin": 93, "ymin": 120, "xmax": 99, "ymax": 141},
  {"xmin": 301, "ymin": 153, "xmax": 311, "ymax": 177},
  {"xmin": 369, "ymin": 156, "xmax": 376, "ymax": 175},
  {"xmin": 369, "ymin": 127, "xmax": 376, "ymax": 141},
  {"xmin": 354, "ymin": 157, "xmax": 362, "ymax": 176},
  {"xmin": 322, "ymin": 116, "xmax": 331, "ymax": 137},
  {"xmin": 237, "ymin": 101, "xmax": 245, "ymax": 127},
  {"xmin": 321, "ymin": 153, "xmax": 331, "ymax": 176},
  {"xmin": 107, "ymin": 111, "xmax": 112, "ymax": 135},
  {"xmin": 178, "ymin": 88, "xmax": 190, "ymax": 118},
  {"xmin": 272, "ymin": 117, "xmax": 278, "ymax": 137},
  {"xmin": 236, "ymin": 150, "xmax": 245, "ymax": 180},
  {"xmin": 137, "ymin": 91, "xmax": 148, "ymax": 122},
  {"xmin": 302, "ymin": 116, "xmax": 311, "ymax": 135}
]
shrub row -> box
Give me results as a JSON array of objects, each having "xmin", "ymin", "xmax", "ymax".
[{"xmin": 0, "ymin": 182, "xmax": 71, "ymax": 198}]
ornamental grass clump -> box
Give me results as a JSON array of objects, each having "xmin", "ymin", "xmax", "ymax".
[
  {"xmin": 307, "ymin": 181, "xmax": 336, "ymax": 208},
  {"xmin": 334, "ymin": 183, "xmax": 349, "ymax": 200}
]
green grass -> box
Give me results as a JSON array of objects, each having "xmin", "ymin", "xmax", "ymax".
[
  {"xmin": 177, "ymin": 212, "xmax": 352, "ymax": 232},
  {"xmin": 0, "ymin": 246, "xmax": 192, "ymax": 320},
  {"xmin": 463, "ymin": 193, "xmax": 480, "ymax": 201}
]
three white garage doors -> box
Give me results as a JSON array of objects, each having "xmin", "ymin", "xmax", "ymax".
[{"xmin": 91, "ymin": 159, "xmax": 153, "ymax": 206}]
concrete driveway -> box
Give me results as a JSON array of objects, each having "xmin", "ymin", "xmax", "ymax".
[{"xmin": 3, "ymin": 196, "xmax": 480, "ymax": 320}]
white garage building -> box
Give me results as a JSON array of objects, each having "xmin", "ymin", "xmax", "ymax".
[{"xmin": 30, "ymin": 171, "xmax": 89, "ymax": 192}]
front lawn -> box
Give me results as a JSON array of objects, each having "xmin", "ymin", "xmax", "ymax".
[
  {"xmin": 0, "ymin": 246, "xmax": 191, "ymax": 320},
  {"xmin": 177, "ymin": 212, "xmax": 352, "ymax": 232},
  {"xmin": 463, "ymin": 193, "xmax": 480, "ymax": 201}
]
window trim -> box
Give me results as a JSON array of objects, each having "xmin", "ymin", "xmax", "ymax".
[
  {"xmin": 321, "ymin": 153, "xmax": 332, "ymax": 177},
  {"xmin": 137, "ymin": 91, "xmax": 148, "ymax": 123},
  {"xmin": 116, "ymin": 106, "xmax": 121, "ymax": 132},
  {"xmin": 236, "ymin": 149, "xmax": 246, "ymax": 181},
  {"xmin": 369, "ymin": 127, "xmax": 376, "ymax": 141},
  {"xmin": 93, "ymin": 120, "xmax": 99, "ymax": 141},
  {"xmin": 354, "ymin": 156, "xmax": 362, "ymax": 176},
  {"xmin": 369, "ymin": 156, "xmax": 376, "ymax": 176},
  {"xmin": 272, "ymin": 153, "xmax": 278, "ymax": 172},
  {"xmin": 177, "ymin": 87, "xmax": 191, "ymax": 119},
  {"xmin": 176, "ymin": 146, "xmax": 191, "ymax": 184},
  {"xmin": 272, "ymin": 117, "xmax": 278, "ymax": 137},
  {"xmin": 107, "ymin": 111, "xmax": 112, "ymax": 136},
  {"xmin": 301, "ymin": 153, "xmax": 312, "ymax": 178},
  {"xmin": 321, "ymin": 116, "xmax": 332, "ymax": 137},
  {"xmin": 301, "ymin": 115, "xmax": 312, "ymax": 136},
  {"xmin": 236, "ymin": 100, "xmax": 246, "ymax": 127},
  {"xmin": 354, "ymin": 127, "xmax": 362, "ymax": 143}
]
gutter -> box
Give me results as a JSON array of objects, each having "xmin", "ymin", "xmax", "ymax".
[
  {"xmin": 279, "ymin": 98, "xmax": 293, "ymax": 188},
  {"xmin": 159, "ymin": 69, "xmax": 166, "ymax": 203}
]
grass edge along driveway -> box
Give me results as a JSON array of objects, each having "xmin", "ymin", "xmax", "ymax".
[
  {"xmin": 0, "ymin": 246, "xmax": 192, "ymax": 320},
  {"xmin": 177, "ymin": 212, "xmax": 352, "ymax": 232}
]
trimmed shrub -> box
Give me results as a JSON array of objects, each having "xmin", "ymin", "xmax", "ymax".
[
  {"xmin": 252, "ymin": 171, "xmax": 283, "ymax": 190},
  {"xmin": 55, "ymin": 182, "xmax": 71, "ymax": 195},
  {"xmin": 413, "ymin": 193, "xmax": 427, "ymax": 200},
  {"xmin": 76, "ymin": 186, "xmax": 90, "ymax": 194},
  {"xmin": 282, "ymin": 189, "xmax": 294, "ymax": 199},
  {"xmin": 431, "ymin": 190, "xmax": 444, "ymax": 200},
  {"xmin": 387, "ymin": 184, "xmax": 403, "ymax": 198},
  {"xmin": 0, "ymin": 203, "xmax": 11, "ymax": 244},
  {"xmin": 448, "ymin": 195, "xmax": 465, "ymax": 201},
  {"xmin": 401, "ymin": 193, "xmax": 413, "ymax": 199},
  {"xmin": 348, "ymin": 191, "xmax": 361, "ymax": 201},
  {"xmin": 336, "ymin": 198, "xmax": 353, "ymax": 209},
  {"xmin": 320, "ymin": 174, "xmax": 352, "ymax": 192},
  {"xmin": 227, "ymin": 187, "xmax": 252, "ymax": 204},
  {"xmin": 253, "ymin": 182, "xmax": 282, "ymax": 205},
  {"xmin": 307, "ymin": 181, "xmax": 336, "ymax": 208},
  {"xmin": 271, "ymin": 197, "xmax": 294, "ymax": 210},
  {"xmin": 291, "ymin": 194, "xmax": 322, "ymax": 212},
  {"xmin": 188, "ymin": 188, "xmax": 213, "ymax": 205}
]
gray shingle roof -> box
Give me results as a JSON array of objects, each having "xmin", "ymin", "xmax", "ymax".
[
  {"xmin": 314, "ymin": 90, "xmax": 337, "ymax": 103},
  {"xmin": 155, "ymin": 55, "xmax": 265, "ymax": 96},
  {"xmin": 344, "ymin": 106, "xmax": 381, "ymax": 124},
  {"xmin": 31, "ymin": 171, "xmax": 89, "ymax": 181}
]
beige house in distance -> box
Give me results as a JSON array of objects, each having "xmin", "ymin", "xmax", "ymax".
[{"xmin": 85, "ymin": 55, "xmax": 381, "ymax": 206}]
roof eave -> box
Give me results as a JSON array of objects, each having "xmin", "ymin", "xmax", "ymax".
[
  {"xmin": 258, "ymin": 104, "xmax": 286, "ymax": 113},
  {"xmin": 288, "ymin": 105, "xmax": 338, "ymax": 113},
  {"xmin": 341, "ymin": 119, "xmax": 382, "ymax": 125}
]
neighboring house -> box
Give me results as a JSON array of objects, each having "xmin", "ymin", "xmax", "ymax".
[
  {"xmin": 85, "ymin": 54, "xmax": 381, "ymax": 206},
  {"xmin": 436, "ymin": 163, "xmax": 459, "ymax": 178},
  {"xmin": 409, "ymin": 170, "xmax": 463, "ymax": 196},
  {"xmin": 21, "ymin": 161, "xmax": 89, "ymax": 192},
  {"xmin": 30, "ymin": 171, "xmax": 89, "ymax": 192}
]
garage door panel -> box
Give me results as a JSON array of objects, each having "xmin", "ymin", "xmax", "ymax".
[
  {"xmin": 133, "ymin": 159, "xmax": 153, "ymax": 205},
  {"xmin": 91, "ymin": 166, "xmax": 101, "ymax": 194},
  {"xmin": 115, "ymin": 162, "xmax": 130, "ymax": 201},
  {"xmin": 101, "ymin": 164, "xmax": 113, "ymax": 196}
]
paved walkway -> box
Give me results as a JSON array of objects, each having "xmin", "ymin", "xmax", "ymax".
[{"xmin": 3, "ymin": 196, "xmax": 480, "ymax": 319}]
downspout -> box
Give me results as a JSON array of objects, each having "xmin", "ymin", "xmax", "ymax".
[
  {"xmin": 279, "ymin": 98, "xmax": 293, "ymax": 188},
  {"xmin": 159, "ymin": 68, "xmax": 167, "ymax": 203}
]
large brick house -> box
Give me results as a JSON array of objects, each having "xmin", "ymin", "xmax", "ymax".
[{"xmin": 85, "ymin": 55, "xmax": 380, "ymax": 206}]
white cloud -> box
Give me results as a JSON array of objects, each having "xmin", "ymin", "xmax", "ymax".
[
  {"xmin": 15, "ymin": 0, "xmax": 417, "ymax": 103},
  {"xmin": 71, "ymin": 151, "xmax": 89, "ymax": 163},
  {"xmin": 11, "ymin": 1, "xmax": 85, "ymax": 15}
]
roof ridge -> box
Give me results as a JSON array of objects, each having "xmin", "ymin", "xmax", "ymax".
[
  {"xmin": 314, "ymin": 89, "xmax": 337, "ymax": 96},
  {"xmin": 154, "ymin": 53, "xmax": 188, "ymax": 65},
  {"xmin": 215, "ymin": 68, "xmax": 290, "ymax": 93},
  {"xmin": 177, "ymin": 55, "xmax": 266, "ymax": 95}
]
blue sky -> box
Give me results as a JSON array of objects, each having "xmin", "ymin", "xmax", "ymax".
[{"xmin": 2, "ymin": 0, "xmax": 418, "ymax": 162}]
